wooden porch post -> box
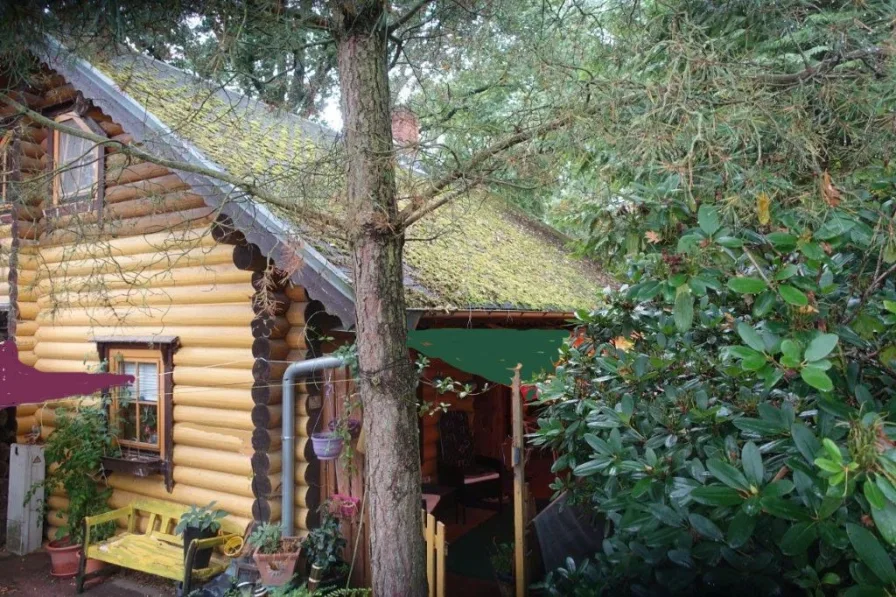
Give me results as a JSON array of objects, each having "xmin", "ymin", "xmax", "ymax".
[{"xmin": 511, "ymin": 364, "xmax": 528, "ymax": 597}]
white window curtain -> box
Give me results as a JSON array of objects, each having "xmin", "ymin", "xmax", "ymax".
[
  {"xmin": 137, "ymin": 362, "xmax": 160, "ymax": 402},
  {"xmin": 57, "ymin": 131, "xmax": 97, "ymax": 201}
]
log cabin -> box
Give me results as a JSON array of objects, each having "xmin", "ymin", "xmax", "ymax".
[{"xmin": 0, "ymin": 42, "xmax": 608, "ymax": 569}]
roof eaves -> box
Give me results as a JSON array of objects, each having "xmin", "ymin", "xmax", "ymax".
[{"xmin": 37, "ymin": 38, "xmax": 357, "ymax": 327}]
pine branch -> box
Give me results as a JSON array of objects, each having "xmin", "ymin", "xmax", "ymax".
[
  {"xmin": 386, "ymin": 0, "xmax": 434, "ymax": 33},
  {"xmin": 758, "ymin": 47, "xmax": 884, "ymax": 86},
  {"xmin": 399, "ymin": 110, "xmax": 583, "ymax": 228}
]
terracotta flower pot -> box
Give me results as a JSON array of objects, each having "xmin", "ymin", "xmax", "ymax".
[
  {"xmin": 253, "ymin": 549, "xmax": 300, "ymax": 587},
  {"xmin": 46, "ymin": 539, "xmax": 81, "ymax": 577}
]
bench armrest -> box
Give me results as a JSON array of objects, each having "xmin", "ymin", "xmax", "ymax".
[
  {"xmin": 184, "ymin": 532, "xmax": 238, "ymax": 570},
  {"xmin": 84, "ymin": 505, "xmax": 134, "ymax": 547}
]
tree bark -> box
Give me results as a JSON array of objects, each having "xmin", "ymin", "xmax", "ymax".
[{"xmin": 331, "ymin": 3, "xmax": 426, "ymax": 596}]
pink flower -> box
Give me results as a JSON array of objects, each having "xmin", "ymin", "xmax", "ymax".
[{"xmin": 329, "ymin": 494, "xmax": 360, "ymax": 520}]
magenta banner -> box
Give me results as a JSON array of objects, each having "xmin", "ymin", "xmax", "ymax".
[{"xmin": 0, "ymin": 341, "xmax": 133, "ymax": 407}]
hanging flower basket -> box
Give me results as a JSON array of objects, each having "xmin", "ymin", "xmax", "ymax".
[{"xmin": 311, "ymin": 431, "xmax": 344, "ymax": 460}]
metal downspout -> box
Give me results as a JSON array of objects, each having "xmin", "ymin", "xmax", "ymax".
[{"xmin": 281, "ymin": 356, "xmax": 345, "ymax": 536}]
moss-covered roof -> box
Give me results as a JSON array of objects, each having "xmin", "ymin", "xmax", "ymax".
[{"xmin": 85, "ymin": 51, "xmax": 609, "ymax": 311}]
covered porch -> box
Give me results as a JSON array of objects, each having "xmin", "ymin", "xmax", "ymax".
[{"xmin": 317, "ymin": 319, "xmax": 572, "ymax": 593}]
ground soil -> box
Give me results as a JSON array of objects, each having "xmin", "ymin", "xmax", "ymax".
[{"xmin": 0, "ymin": 549, "xmax": 175, "ymax": 596}]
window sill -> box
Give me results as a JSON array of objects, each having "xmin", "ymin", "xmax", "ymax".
[
  {"xmin": 43, "ymin": 199, "xmax": 96, "ymax": 219},
  {"xmin": 101, "ymin": 454, "xmax": 164, "ymax": 478}
]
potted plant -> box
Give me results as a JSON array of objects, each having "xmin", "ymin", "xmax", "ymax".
[
  {"xmin": 303, "ymin": 508, "xmax": 348, "ymax": 591},
  {"xmin": 174, "ymin": 501, "xmax": 228, "ymax": 569},
  {"xmin": 490, "ymin": 541, "xmax": 514, "ymax": 597},
  {"xmin": 248, "ymin": 522, "xmax": 302, "ymax": 587},
  {"xmin": 311, "ymin": 417, "xmax": 360, "ymax": 461},
  {"xmin": 311, "ymin": 430, "xmax": 344, "ymax": 461},
  {"xmin": 26, "ymin": 401, "xmax": 116, "ymax": 577}
]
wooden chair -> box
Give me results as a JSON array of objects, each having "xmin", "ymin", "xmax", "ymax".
[
  {"xmin": 78, "ymin": 498, "xmax": 244, "ymax": 594},
  {"xmin": 437, "ymin": 411, "xmax": 504, "ymax": 523}
]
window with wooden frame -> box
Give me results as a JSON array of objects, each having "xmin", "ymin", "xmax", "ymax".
[
  {"xmin": 52, "ymin": 112, "xmax": 103, "ymax": 206},
  {"xmin": 111, "ymin": 349, "xmax": 165, "ymax": 452},
  {"xmin": 95, "ymin": 336, "xmax": 178, "ymax": 490}
]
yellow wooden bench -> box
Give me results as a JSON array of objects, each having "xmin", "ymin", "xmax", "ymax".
[{"xmin": 77, "ymin": 498, "xmax": 245, "ymax": 594}]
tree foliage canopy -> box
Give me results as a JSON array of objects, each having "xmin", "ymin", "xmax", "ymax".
[{"xmin": 533, "ymin": 1, "xmax": 896, "ymax": 594}]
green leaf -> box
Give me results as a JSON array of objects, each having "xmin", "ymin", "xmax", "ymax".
[
  {"xmin": 698, "ymin": 204, "xmax": 721, "ymax": 236},
  {"xmin": 741, "ymin": 353, "xmax": 767, "ymax": 371},
  {"xmin": 733, "ymin": 417, "xmax": 785, "ymax": 436},
  {"xmin": 726, "ymin": 511, "xmax": 756, "ymax": 549},
  {"xmin": 780, "ymin": 285, "xmax": 809, "ymax": 306},
  {"xmin": 767, "ymin": 232, "xmax": 797, "ymax": 250},
  {"xmin": 866, "ymin": 480, "xmax": 887, "ymax": 510},
  {"xmin": 816, "ymin": 216, "xmax": 856, "ymax": 240},
  {"xmin": 798, "ymin": 241, "xmax": 826, "ymax": 261},
  {"xmin": 691, "ymin": 485, "xmax": 744, "ymax": 507},
  {"xmin": 667, "ymin": 548, "xmax": 694, "ymax": 568},
  {"xmin": 822, "ymin": 438, "xmax": 843, "ymax": 462},
  {"xmin": 674, "ymin": 285, "xmax": 694, "ymax": 333},
  {"xmin": 584, "ymin": 433, "xmax": 612, "ymax": 455},
  {"xmin": 752, "ymin": 291, "xmax": 776, "ymax": 318},
  {"xmin": 688, "ymin": 513, "xmax": 724, "ymax": 542},
  {"xmin": 815, "ymin": 458, "xmax": 842, "ymax": 473},
  {"xmin": 707, "ymin": 459, "xmax": 750, "ymax": 491},
  {"xmin": 717, "ymin": 236, "xmax": 743, "ymax": 248},
  {"xmin": 572, "ymin": 460, "xmax": 604, "ymax": 477},
  {"xmin": 775, "ymin": 264, "xmax": 799, "ymax": 281},
  {"xmin": 876, "ymin": 475, "xmax": 896, "ymax": 503},
  {"xmin": 781, "ymin": 339, "xmax": 802, "ymax": 362},
  {"xmin": 760, "ymin": 496, "xmax": 811, "ymax": 521},
  {"xmin": 728, "ymin": 277, "xmax": 767, "ymax": 294},
  {"xmin": 846, "ymin": 523, "xmax": 896, "ymax": 584},
  {"xmin": 728, "ymin": 346, "xmax": 763, "ymax": 361},
  {"xmin": 801, "ymin": 365, "xmax": 833, "ymax": 392},
  {"xmin": 737, "ymin": 323, "xmax": 766, "ymax": 353},
  {"xmin": 872, "ymin": 501, "xmax": 896, "ymax": 546},
  {"xmin": 741, "ymin": 442, "xmax": 764, "ymax": 486},
  {"xmin": 884, "ymin": 300, "xmax": 896, "ymax": 315},
  {"xmin": 805, "ymin": 333, "xmax": 839, "ymax": 362},
  {"xmin": 762, "ymin": 480, "xmax": 794, "ymax": 498},
  {"xmin": 791, "ymin": 422, "xmax": 820, "ymax": 464},
  {"xmin": 780, "ymin": 522, "xmax": 818, "ymax": 555},
  {"xmin": 816, "ymin": 497, "xmax": 842, "ymax": 520}
]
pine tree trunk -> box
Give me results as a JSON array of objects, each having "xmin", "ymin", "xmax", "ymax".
[{"xmin": 333, "ymin": 3, "xmax": 427, "ymax": 595}]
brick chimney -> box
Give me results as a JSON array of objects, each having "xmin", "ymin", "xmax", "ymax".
[{"xmin": 391, "ymin": 107, "xmax": 419, "ymax": 149}]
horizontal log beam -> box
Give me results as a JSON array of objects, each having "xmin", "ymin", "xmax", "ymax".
[{"xmin": 35, "ymin": 324, "xmax": 255, "ymax": 348}]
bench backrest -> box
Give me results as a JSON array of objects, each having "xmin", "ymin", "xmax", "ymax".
[{"xmin": 129, "ymin": 498, "xmax": 246, "ymax": 544}]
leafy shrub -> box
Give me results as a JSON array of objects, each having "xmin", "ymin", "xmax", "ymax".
[
  {"xmin": 26, "ymin": 400, "xmax": 115, "ymax": 545},
  {"xmin": 248, "ymin": 522, "xmax": 287, "ymax": 555},
  {"xmin": 303, "ymin": 508, "xmax": 347, "ymax": 572},
  {"xmin": 533, "ymin": 170, "xmax": 896, "ymax": 595},
  {"xmin": 174, "ymin": 501, "xmax": 227, "ymax": 535}
]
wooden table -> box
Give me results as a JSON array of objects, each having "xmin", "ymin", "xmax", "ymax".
[{"xmin": 421, "ymin": 484, "xmax": 457, "ymax": 522}]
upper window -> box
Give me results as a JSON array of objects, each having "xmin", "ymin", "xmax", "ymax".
[
  {"xmin": 53, "ymin": 113, "xmax": 102, "ymax": 205},
  {"xmin": 0, "ymin": 131, "xmax": 12, "ymax": 210}
]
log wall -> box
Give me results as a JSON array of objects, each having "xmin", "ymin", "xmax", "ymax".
[
  {"xmin": 227, "ymin": 234, "xmax": 321, "ymax": 538},
  {"xmin": 1, "ymin": 66, "xmax": 292, "ymax": 538}
]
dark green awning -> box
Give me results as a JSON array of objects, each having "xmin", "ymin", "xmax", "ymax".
[{"xmin": 407, "ymin": 329, "xmax": 568, "ymax": 385}]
